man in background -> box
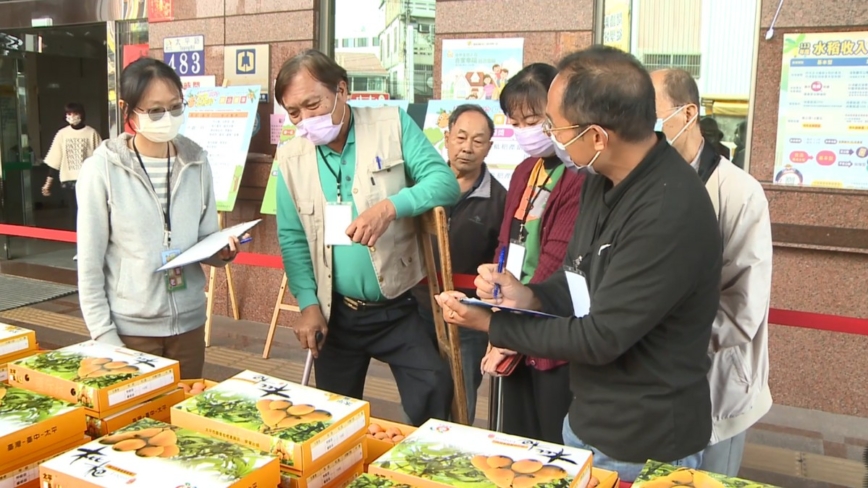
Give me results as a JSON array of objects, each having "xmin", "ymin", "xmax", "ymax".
[
  {"xmin": 651, "ymin": 68, "xmax": 773, "ymax": 477},
  {"xmin": 413, "ymin": 104, "xmax": 506, "ymax": 423}
]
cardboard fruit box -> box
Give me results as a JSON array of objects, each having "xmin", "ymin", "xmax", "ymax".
[
  {"xmin": 0, "ymin": 324, "xmax": 37, "ymax": 363},
  {"xmin": 0, "ymin": 385, "xmax": 86, "ymax": 470},
  {"xmin": 39, "ymin": 418, "xmax": 280, "ymax": 488},
  {"xmin": 171, "ymin": 370, "xmax": 370, "ymax": 473},
  {"xmin": 345, "ymin": 473, "xmax": 420, "ymax": 488},
  {"xmin": 85, "ymin": 388, "xmax": 185, "ymax": 439},
  {"xmin": 279, "ymin": 441, "xmax": 366, "ymax": 488},
  {"xmin": 0, "ymin": 348, "xmax": 47, "ymax": 384},
  {"xmin": 369, "ymin": 420, "xmax": 594, "ymax": 488},
  {"xmin": 631, "ymin": 461, "xmax": 779, "ymax": 487},
  {"xmin": 0, "ymin": 435, "xmax": 90, "ymax": 488},
  {"xmin": 366, "ymin": 418, "xmax": 417, "ymax": 465},
  {"xmin": 7, "ymin": 340, "xmax": 180, "ymax": 414},
  {"xmin": 177, "ymin": 378, "xmax": 218, "ymax": 398}
]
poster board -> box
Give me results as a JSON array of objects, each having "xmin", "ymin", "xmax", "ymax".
[
  {"xmin": 440, "ymin": 38, "xmax": 524, "ymax": 101},
  {"xmin": 602, "ymin": 0, "xmax": 631, "ymax": 53},
  {"xmin": 423, "ymin": 100, "xmax": 528, "ymax": 188},
  {"xmin": 774, "ymin": 32, "xmax": 868, "ymax": 189},
  {"xmin": 179, "ymin": 85, "xmax": 261, "ymax": 212}
]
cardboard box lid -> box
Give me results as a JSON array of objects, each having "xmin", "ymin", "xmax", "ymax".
[
  {"xmin": 0, "ymin": 385, "xmax": 80, "ymax": 438},
  {"xmin": 40, "ymin": 418, "xmax": 279, "ymax": 487},
  {"xmin": 173, "ymin": 370, "xmax": 369, "ymax": 436},
  {"xmin": 370, "ymin": 420, "xmax": 593, "ymax": 488},
  {"xmin": 632, "ymin": 461, "xmax": 779, "ymax": 487},
  {"xmin": 11, "ymin": 340, "xmax": 178, "ymax": 388}
]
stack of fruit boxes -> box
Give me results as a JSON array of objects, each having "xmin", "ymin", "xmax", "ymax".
[
  {"xmin": 6, "ymin": 341, "xmax": 182, "ymax": 440},
  {"xmin": 0, "ymin": 383, "xmax": 88, "ymax": 487},
  {"xmin": 170, "ymin": 370, "xmax": 371, "ymax": 488}
]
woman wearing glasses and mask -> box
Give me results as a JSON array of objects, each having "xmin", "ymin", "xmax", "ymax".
[
  {"xmin": 76, "ymin": 58, "xmax": 239, "ymax": 378},
  {"xmin": 479, "ymin": 63, "xmax": 586, "ymax": 443}
]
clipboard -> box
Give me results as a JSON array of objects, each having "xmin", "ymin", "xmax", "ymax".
[
  {"xmin": 459, "ymin": 298, "xmax": 559, "ymax": 319},
  {"xmin": 155, "ymin": 219, "xmax": 262, "ymax": 272}
]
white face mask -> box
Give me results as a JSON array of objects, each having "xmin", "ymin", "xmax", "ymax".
[
  {"xmin": 136, "ymin": 111, "xmax": 184, "ymax": 143},
  {"xmin": 656, "ymin": 105, "xmax": 698, "ymax": 145},
  {"xmin": 550, "ymin": 126, "xmax": 608, "ymax": 175},
  {"xmin": 66, "ymin": 115, "xmax": 82, "ymax": 126}
]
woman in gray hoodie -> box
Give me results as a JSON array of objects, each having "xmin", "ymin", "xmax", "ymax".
[{"xmin": 76, "ymin": 58, "xmax": 239, "ymax": 378}]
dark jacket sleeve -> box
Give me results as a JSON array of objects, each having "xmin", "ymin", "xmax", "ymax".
[
  {"xmin": 489, "ymin": 198, "xmax": 716, "ymax": 366},
  {"xmin": 530, "ymin": 169, "xmax": 585, "ymax": 284}
]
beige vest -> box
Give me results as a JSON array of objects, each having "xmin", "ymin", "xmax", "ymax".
[{"xmin": 277, "ymin": 106, "xmax": 425, "ymax": 321}]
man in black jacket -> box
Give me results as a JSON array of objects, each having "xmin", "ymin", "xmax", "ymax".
[
  {"xmin": 435, "ymin": 46, "xmax": 722, "ymax": 482},
  {"xmin": 412, "ymin": 104, "xmax": 506, "ymax": 424}
]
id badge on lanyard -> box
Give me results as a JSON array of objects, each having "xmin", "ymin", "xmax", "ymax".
[
  {"xmin": 505, "ymin": 239, "xmax": 526, "ymax": 278},
  {"xmin": 564, "ymin": 263, "xmax": 590, "ymax": 318},
  {"xmin": 161, "ymin": 249, "xmax": 187, "ymax": 292}
]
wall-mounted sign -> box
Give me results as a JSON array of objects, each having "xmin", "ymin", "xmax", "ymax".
[
  {"xmin": 441, "ymin": 38, "xmax": 524, "ymax": 101},
  {"xmin": 224, "ymin": 44, "xmax": 270, "ymax": 103},
  {"xmin": 148, "ymin": 0, "xmax": 174, "ymax": 23},
  {"xmin": 180, "ymin": 75, "xmax": 216, "ymax": 91},
  {"xmin": 163, "ymin": 35, "xmax": 204, "ymax": 77},
  {"xmin": 774, "ymin": 31, "xmax": 868, "ymax": 190},
  {"xmin": 602, "ymin": 0, "xmax": 631, "ymax": 53},
  {"xmin": 122, "ymin": 44, "xmax": 149, "ymax": 69}
]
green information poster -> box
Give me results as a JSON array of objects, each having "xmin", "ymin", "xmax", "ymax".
[{"xmin": 260, "ymin": 124, "xmax": 297, "ymax": 215}]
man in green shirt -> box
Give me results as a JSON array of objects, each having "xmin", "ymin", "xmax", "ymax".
[{"xmin": 274, "ymin": 50, "xmax": 460, "ymax": 425}]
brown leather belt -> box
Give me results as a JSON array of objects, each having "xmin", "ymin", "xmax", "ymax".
[{"xmin": 341, "ymin": 293, "xmax": 410, "ymax": 311}]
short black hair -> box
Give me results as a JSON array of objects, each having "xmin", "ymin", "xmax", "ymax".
[
  {"xmin": 556, "ymin": 45, "xmax": 657, "ymax": 143},
  {"xmin": 660, "ymin": 69, "xmax": 700, "ymax": 108},
  {"xmin": 275, "ymin": 49, "xmax": 349, "ymax": 108},
  {"xmin": 448, "ymin": 104, "xmax": 495, "ymax": 138},
  {"xmin": 120, "ymin": 57, "xmax": 183, "ymax": 124},
  {"xmin": 65, "ymin": 102, "xmax": 86, "ymax": 122},
  {"xmin": 499, "ymin": 63, "xmax": 558, "ymax": 119}
]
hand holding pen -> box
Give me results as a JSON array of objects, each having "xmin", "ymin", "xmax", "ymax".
[{"xmin": 493, "ymin": 247, "xmax": 506, "ymax": 301}]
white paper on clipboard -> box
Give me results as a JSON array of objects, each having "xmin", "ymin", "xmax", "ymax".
[
  {"xmin": 155, "ymin": 219, "xmax": 262, "ymax": 272},
  {"xmin": 459, "ymin": 298, "xmax": 560, "ymax": 319}
]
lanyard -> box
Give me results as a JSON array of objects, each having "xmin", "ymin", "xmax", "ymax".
[
  {"xmin": 133, "ymin": 139, "xmax": 172, "ymax": 245},
  {"xmin": 318, "ymin": 147, "xmax": 344, "ymax": 203},
  {"xmin": 518, "ymin": 159, "xmax": 553, "ymax": 241}
]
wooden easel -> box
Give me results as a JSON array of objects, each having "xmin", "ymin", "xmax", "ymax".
[
  {"xmin": 418, "ymin": 206, "xmax": 470, "ymax": 425},
  {"xmin": 262, "ymin": 273, "xmax": 300, "ymax": 359},
  {"xmin": 204, "ymin": 211, "xmax": 240, "ymax": 347}
]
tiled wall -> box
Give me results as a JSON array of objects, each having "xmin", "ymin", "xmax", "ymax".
[
  {"xmin": 752, "ymin": 0, "xmax": 868, "ymax": 417},
  {"xmin": 433, "ymin": 0, "xmax": 596, "ymax": 98},
  {"xmin": 145, "ymin": 0, "xmax": 318, "ymax": 328}
]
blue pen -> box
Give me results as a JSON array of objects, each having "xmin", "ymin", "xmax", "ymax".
[
  {"xmin": 240, "ymin": 236, "xmax": 253, "ymax": 244},
  {"xmin": 375, "ymin": 156, "xmax": 382, "ymax": 170},
  {"xmin": 494, "ymin": 247, "xmax": 506, "ymax": 299}
]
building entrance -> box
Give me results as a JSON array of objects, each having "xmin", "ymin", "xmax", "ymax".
[{"xmin": 0, "ymin": 23, "xmax": 108, "ymax": 265}]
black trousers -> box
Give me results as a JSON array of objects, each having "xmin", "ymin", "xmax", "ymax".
[
  {"xmin": 500, "ymin": 362, "xmax": 572, "ymax": 444},
  {"xmin": 314, "ymin": 294, "xmax": 454, "ymax": 426}
]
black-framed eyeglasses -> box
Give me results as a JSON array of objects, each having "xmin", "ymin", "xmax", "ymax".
[{"xmin": 135, "ymin": 101, "xmax": 187, "ymax": 121}]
